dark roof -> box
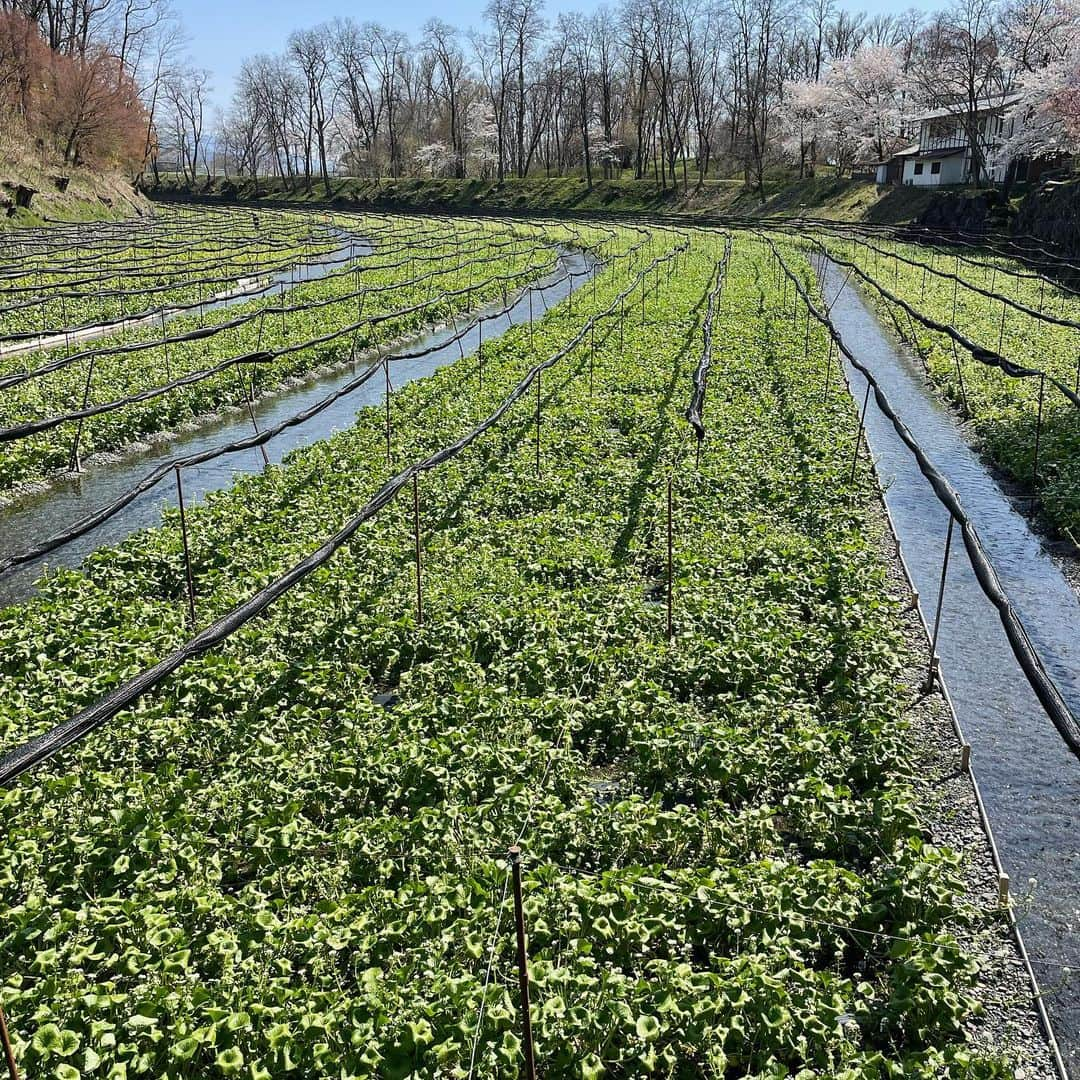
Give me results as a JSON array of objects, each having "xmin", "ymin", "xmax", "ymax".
[{"xmin": 909, "ymin": 146, "xmax": 967, "ymax": 160}]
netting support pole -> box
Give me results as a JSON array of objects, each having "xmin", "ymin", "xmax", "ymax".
[
  {"xmin": 412, "ymin": 472, "xmax": 423, "ymax": 627},
  {"xmin": 535, "ymin": 372, "xmax": 542, "ymax": 479},
  {"xmin": 1031, "ymin": 373, "xmax": 1045, "ymax": 510},
  {"xmin": 589, "ymin": 322, "xmax": 595, "ymax": 402},
  {"xmin": 0, "ymin": 1003, "xmax": 19, "ymax": 1080},
  {"xmin": 508, "ymin": 846, "xmax": 538, "ymax": 1080},
  {"xmin": 175, "ymin": 466, "xmax": 196, "ymax": 629},
  {"xmin": 478, "ymin": 320, "xmax": 484, "ymax": 393},
  {"xmin": 849, "ymin": 380, "xmax": 872, "ymax": 485},
  {"xmin": 997, "ymin": 300, "xmax": 1007, "ymax": 355},
  {"xmin": 246, "ymin": 397, "xmax": 269, "ymax": 469},
  {"xmin": 951, "ymin": 339, "xmax": 970, "ymax": 417},
  {"xmin": 925, "ymin": 513, "xmax": 954, "ymax": 692},
  {"xmin": 666, "ymin": 475, "xmax": 674, "ymax": 642},
  {"xmin": 69, "ymin": 355, "xmax": 97, "ymax": 474},
  {"xmin": 161, "ymin": 310, "xmax": 170, "ymax": 382},
  {"xmin": 385, "ymin": 358, "xmax": 393, "ymax": 466}
]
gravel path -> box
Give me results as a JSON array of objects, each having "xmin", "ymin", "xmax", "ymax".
[{"xmin": 866, "ymin": 491, "xmax": 1063, "ymax": 1077}]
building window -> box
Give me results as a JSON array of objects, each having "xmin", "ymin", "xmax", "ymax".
[
  {"xmin": 914, "ymin": 162, "xmax": 924, "ymax": 175},
  {"xmin": 931, "ymin": 161, "xmax": 941, "ymax": 175}
]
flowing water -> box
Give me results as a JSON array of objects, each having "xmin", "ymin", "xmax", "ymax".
[
  {"xmin": 818, "ymin": 256, "xmax": 1080, "ymax": 1076},
  {"xmin": 0, "ymin": 248, "xmax": 594, "ymax": 606}
]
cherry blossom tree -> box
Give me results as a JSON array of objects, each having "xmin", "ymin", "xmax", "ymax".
[
  {"xmin": 781, "ymin": 44, "xmax": 910, "ymax": 176},
  {"xmin": 997, "ymin": 0, "xmax": 1080, "ymax": 160},
  {"xmin": 829, "ymin": 44, "xmax": 911, "ymax": 162}
]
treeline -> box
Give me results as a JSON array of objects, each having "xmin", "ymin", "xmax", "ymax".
[
  {"xmin": 201, "ymin": 0, "xmax": 1078, "ymax": 198},
  {"xmin": 3, "ymin": 0, "xmax": 1077, "ymax": 190}
]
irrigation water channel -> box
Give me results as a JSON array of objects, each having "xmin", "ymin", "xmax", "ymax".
[
  {"xmin": 817, "ymin": 256, "xmax": 1080, "ymax": 1075},
  {"xmin": 0, "ymin": 246, "xmax": 595, "ymax": 604}
]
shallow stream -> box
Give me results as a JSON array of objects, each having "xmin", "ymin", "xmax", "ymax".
[{"xmin": 818, "ymin": 256, "xmax": 1080, "ymax": 1075}]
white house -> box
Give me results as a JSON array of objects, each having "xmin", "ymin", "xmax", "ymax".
[{"xmin": 885, "ymin": 96, "xmax": 1023, "ymax": 187}]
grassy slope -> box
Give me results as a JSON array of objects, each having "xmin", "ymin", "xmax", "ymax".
[
  {"xmin": 151, "ymin": 172, "xmax": 940, "ymax": 225},
  {"xmin": 0, "ymin": 139, "xmax": 147, "ymax": 229}
]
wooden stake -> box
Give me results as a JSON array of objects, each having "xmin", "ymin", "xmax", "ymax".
[
  {"xmin": 508, "ymin": 847, "xmax": 538, "ymax": 1080},
  {"xmin": 412, "ymin": 473, "xmax": 423, "ymax": 626},
  {"xmin": 175, "ymin": 466, "xmax": 196, "ymax": 628},
  {"xmin": 0, "ymin": 1004, "xmax": 19, "ymax": 1080}
]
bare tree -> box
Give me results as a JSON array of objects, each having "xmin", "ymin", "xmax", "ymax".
[
  {"xmin": 289, "ymin": 24, "xmax": 335, "ymax": 194},
  {"xmin": 423, "ymin": 19, "xmax": 467, "ymax": 175}
]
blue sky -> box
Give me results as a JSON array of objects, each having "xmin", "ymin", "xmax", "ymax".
[{"xmin": 180, "ymin": 0, "xmax": 939, "ymax": 113}]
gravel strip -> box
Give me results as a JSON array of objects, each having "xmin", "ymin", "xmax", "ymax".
[{"xmin": 865, "ymin": 489, "xmax": 1061, "ymax": 1077}]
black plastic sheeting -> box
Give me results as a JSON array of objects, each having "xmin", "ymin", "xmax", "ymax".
[
  {"xmin": 0, "ymin": 237, "xmax": 684, "ymax": 785},
  {"xmin": 761, "ymin": 232, "xmax": 1080, "ymax": 761},
  {"xmin": 0, "ymin": 232, "xmax": 550, "ymax": 391},
  {"xmin": 0, "ymin": 220, "xmax": 491, "ymax": 346},
  {"xmin": 684, "ymin": 237, "xmax": 731, "ymax": 442},
  {"xmin": 0, "ymin": 260, "xmax": 598, "ymax": 579},
  {"xmin": 839, "ymin": 235, "xmax": 1080, "ymax": 332}
]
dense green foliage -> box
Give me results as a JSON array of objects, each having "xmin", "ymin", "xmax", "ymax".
[
  {"xmin": 0, "ymin": 208, "xmax": 339, "ymax": 339},
  {"xmin": 0, "ymin": 213, "xmax": 590, "ymax": 491},
  {"xmin": 0, "ymin": 220, "xmax": 1016, "ymax": 1078}
]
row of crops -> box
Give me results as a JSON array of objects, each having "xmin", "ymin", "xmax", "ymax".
[
  {"xmin": 803, "ymin": 230, "xmax": 1080, "ymax": 538},
  {"xmin": 0, "ymin": 210, "xmax": 615, "ymax": 492},
  {"xmin": 0, "ymin": 209, "xmax": 1044, "ymax": 1077},
  {"xmin": 0, "ymin": 207, "xmax": 348, "ymax": 340}
]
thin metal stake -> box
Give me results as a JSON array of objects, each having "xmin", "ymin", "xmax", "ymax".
[
  {"xmin": 0, "ymin": 1004, "xmax": 19, "ymax": 1080},
  {"xmin": 385, "ymin": 359, "xmax": 393, "ymax": 466},
  {"xmin": 535, "ymin": 372, "xmax": 542, "ymax": 478},
  {"xmin": 1031, "ymin": 373, "xmax": 1045, "ymax": 508},
  {"xmin": 926, "ymin": 514, "xmax": 954, "ymax": 691},
  {"xmin": 666, "ymin": 475, "xmax": 674, "ymax": 642},
  {"xmin": 951, "ymin": 340, "xmax": 970, "ymax": 416},
  {"xmin": 246, "ymin": 397, "xmax": 269, "ymax": 468},
  {"xmin": 508, "ymin": 847, "xmax": 538, "ymax": 1080},
  {"xmin": 160, "ymin": 310, "xmax": 170, "ymax": 381},
  {"xmin": 412, "ymin": 472, "xmax": 423, "ymax": 626},
  {"xmin": 69, "ymin": 355, "xmax": 97, "ymax": 473},
  {"xmin": 175, "ymin": 466, "xmax": 196, "ymax": 628},
  {"xmin": 849, "ymin": 381, "xmax": 872, "ymax": 484}
]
